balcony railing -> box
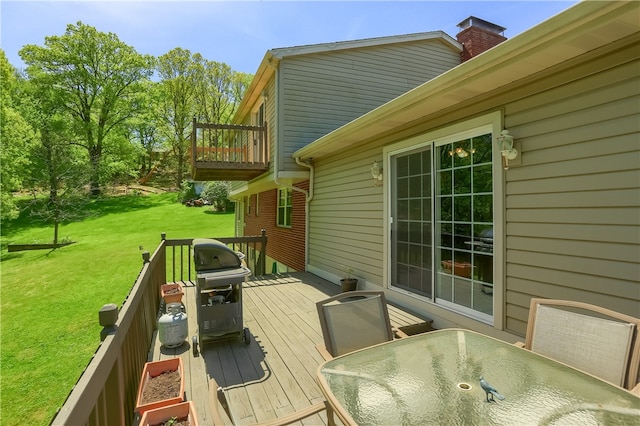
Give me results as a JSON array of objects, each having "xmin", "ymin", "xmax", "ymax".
[
  {"xmin": 191, "ymin": 119, "xmax": 269, "ymax": 181},
  {"xmin": 50, "ymin": 232, "xmax": 267, "ymax": 426}
]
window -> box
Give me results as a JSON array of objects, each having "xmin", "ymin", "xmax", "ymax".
[
  {"xmin": 277, "ymin": 188, "xmax": 292, "ymax": 227},
  {"xmin": 255, "ymin": 193, "xmax": 259, "ymax": 216},
  {"xmin": 435, "ymin": 134, "xmax": 494, "ymax": 321},
  {"xmin": 387, "ymin": 114, "xmax": 500, "ymax": 324}
]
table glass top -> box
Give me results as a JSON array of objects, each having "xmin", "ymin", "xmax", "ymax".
[{"xmin": 318, "ymin": 329, "xmax": 639, "ymax": 425}]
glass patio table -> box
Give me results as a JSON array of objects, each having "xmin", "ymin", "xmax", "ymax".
[{"xmin": 317, "ymin": 329, "xmax": 640, "ymax": 425}]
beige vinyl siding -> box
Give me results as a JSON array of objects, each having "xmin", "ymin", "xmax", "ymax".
[
  {"xmin": 306, "ymin": 31, "xmax": 638, "ymax": 338},
  {"xmin": 264, "ymin": 80, "xmax": 277, "ymax": 176},
  {"xmin": 503, "ymin": 53, "xmax": 640, "ymax": 335},
  {"xmin": 280, "ymin": 41, "xmax": 459, "ymax": 169},
  {"xmin": 309, "ymin": 146, "xmax": 387, "ymax": 284}
]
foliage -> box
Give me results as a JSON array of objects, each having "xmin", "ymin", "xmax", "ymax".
[
  {"xmin": 0, "ymin": 192, "xmax": 235, "ymax": 425},
  {"xmin": 19, "ymin": 22, "xmax": 155, "ymax": 196},
  {"xmin": 200, "ymin": 181, "xmax": 233, "ymax": 211},
  {"xmin": 126, "ymin": 80, "xmax": 168, "ymax": 182},
  {"xmin": 3, "ymin": 24, "xmax": 251, "ymax": 212},
  {"xmin": 177, "ymin": 180, "xmax": 198, "ymax": 203},
  {"xmin": 193, "ymin": 59, "xmax": 252, "ymax": 124},
  {"xmin": 0, "ymin": 49, "xmax": 37, "ymax": 220},
  {"xmin": 157, "ymin": 48, "xmax": 200, "ymax": 187},
  {"xmin": 15, "ymin": 64, "xmax": 93, "ymax": 244}
]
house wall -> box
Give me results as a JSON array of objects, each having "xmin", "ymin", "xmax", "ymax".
[
  {"xmin": 243, "ymin": 181, "xmax": 309, "ymax": 272},
  {"xmin": 234, "ymin": 39, "xmax": 460, "ymax": 272},
  {"xmin": 238, "ymin": 79, "xmax": 277, "ymax": 176},
  {"xmin": 279, "ymin": 40, "xmax": 460, "ymax": 170},
  {"xmin": 307, "ymin": 34, "xmax": 639, "ymax": 338},
  {"xmin": 501, "ymin": 40, "xmax": 640, "ymax": 335}
]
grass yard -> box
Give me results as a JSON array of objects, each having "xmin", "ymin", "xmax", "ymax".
[{"xmin": 0, "ymin": 192, "xmax": 234, "ymax": 425}]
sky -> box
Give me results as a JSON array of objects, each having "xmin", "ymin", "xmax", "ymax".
[{"xmin": 2, "ymin": 1, "xmax": 580, "ymax": 75}]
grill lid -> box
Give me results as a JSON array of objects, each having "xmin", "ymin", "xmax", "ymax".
[{"xmin": 193, "ymin": 238, "xmax": 241, "ymax": 271}]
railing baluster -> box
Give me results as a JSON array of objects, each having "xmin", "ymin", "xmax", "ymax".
[{"xmin": 51, "ymin": 234, "xmax": 266, "ymax": 425}]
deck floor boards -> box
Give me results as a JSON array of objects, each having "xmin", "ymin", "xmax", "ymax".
[{"xmin": 148, "ymin": 272, "xmax": 428, "ymax": 425}]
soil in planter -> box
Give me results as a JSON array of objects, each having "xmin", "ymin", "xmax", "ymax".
[
  {"xmin": 140, "ymin": 370, "xmax": 181, "ymax": 405},
  {"xmin": 151, "ymin": 416, "xmax": 189, "ymax": 426},
  {"xmin": 164, "ymin": 288, "xmax": 182, "ymax": 295}
]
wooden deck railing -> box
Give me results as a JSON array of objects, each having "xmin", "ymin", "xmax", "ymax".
[
  {"xmin": 50, "ymin": 232, "xmax": 267, "ymax": 425},
  {"xmin": 191, "ymin": 119, "xmax": 269, "ymax": 181}
]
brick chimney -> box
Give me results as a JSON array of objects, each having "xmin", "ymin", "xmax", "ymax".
[{"xmin": 456, "ymin": 16, "xmax": 507, "ymax": 62}]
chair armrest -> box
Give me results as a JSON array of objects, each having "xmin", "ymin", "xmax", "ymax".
[{"xmin": 513, "ymin": 341, "xmax": 525, "ymax": 348}]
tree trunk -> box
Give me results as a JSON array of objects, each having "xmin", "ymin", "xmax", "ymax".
[
  {"xmin": 53, "ymin": 221, "xmax": 59, "ymax": 245},
  {"xmin": 89, "ymin": 145, "xmax": 102, "ymax": 197}
]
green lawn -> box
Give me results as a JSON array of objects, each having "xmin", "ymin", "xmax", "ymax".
[{"xmin": 0, "ymin": 192, "xmax": 234, "ymax": 425}]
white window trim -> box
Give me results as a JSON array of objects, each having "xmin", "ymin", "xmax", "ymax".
[
  {"xmin": 277, "ymin": 187, "xmax": 293, "ymax": 228},
  {"xmin": 382, "ymin": 111, "xmax": 505, "ymax": 329}
]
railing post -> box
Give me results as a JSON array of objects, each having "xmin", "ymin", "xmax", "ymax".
[
  {"xmin": 161, "ymin": 232, "xmax": 166, "ymax": 241},
  {"xmin": 99, "ymin": 303, "xmax": 118, "ymax": 341},
  {"xmin": 260, "ymin": 229, "xmax": 267, "ymax": 275},
  {"xmin": 142, "ymin": 251, "xmax": 150, "ymax": 265}
]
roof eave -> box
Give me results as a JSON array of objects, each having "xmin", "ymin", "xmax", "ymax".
[
  {"xmin": 233, "ymin": 32, "xmax": 462, "ymax": 123},
  {"xmin": 293, "ymin": 1, "xmax": 638, "ymax": 160},
  {"xmin": 232, "ymin": 52, "xmax": 279, "ymax": 123}
]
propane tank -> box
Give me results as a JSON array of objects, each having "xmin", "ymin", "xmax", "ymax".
[{"xmin": 158, "ymin": 302, "xmax": 188, "ymax": 348}]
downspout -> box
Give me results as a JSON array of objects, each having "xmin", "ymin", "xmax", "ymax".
[{"xmin": 294, "ymin": 157, "xmax": 314, "ymax": 270}]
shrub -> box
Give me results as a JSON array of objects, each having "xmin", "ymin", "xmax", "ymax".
[
  {"xmin": 200, "ymin": 181, "xmax": 232, "ymax": 211},
  {"xmin": 177, "ymin": 180, "xmax": 197, "ymax": 203}
]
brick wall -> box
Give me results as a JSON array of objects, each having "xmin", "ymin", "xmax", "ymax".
[{"xmin": 243, "ymin": 181, "xmax": 309, "ymax": 272}]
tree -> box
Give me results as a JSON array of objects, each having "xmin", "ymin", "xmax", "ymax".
[
  {"xmin": 19, "ymin": 22, "xmax": 154, "ymax": 196},
  {"xmin": 20, "ymin": 70, "xmax": 90, "ymax": 244},
  {"xmin": 125, "ymin": 80, "xmax": 168, "ymax": 184},
  {"xmin": 0, "ymin": 49, "xmax": 36, "ymax": 220},
  {"xmin": 193, "ymin": 58, "xmax": 252, "ymax": 144},
  {"xmin": 157, "ymin": 48, "xmax": 199, "ymax": 187}
]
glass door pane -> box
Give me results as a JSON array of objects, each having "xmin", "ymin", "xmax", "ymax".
[
  {"xmin": 390, "ymin": 148, "xmax": 432, "ymax": 297},
  {"xmin": 435, "ymin": 134, "xmax": 493, "ymax": 318}
]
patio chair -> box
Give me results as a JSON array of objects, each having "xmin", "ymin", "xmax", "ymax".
[
  {"xmin": 209, "ymin": 377, "xmax": 335, "ymax": 425},
  {"xmin": 316, "ymin": 290, "xmax": 407, "ymax": 360},
  {"xmin": 516, "ymin": 298, "xmax": 640, "ymax": 390}
]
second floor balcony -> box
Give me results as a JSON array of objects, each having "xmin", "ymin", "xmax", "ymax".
[{"xmin": 191, "ymin": 119, "xmax": 269, "ymax": 181}]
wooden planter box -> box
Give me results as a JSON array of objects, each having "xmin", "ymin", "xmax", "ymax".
[
  {"xmin": 135, "ymin": 358, "xmax": 185, "ymax": 415},
  {"xmin": 161, "ymin": 283, "xmax": 184, "ymax": 305},
  {"xmin": 139, "ymin": 401, "xmax": 198, "ymax": 426},
  {"xmin": 441, "ymin": 260, "xmax": 473, "ymax": 278}
]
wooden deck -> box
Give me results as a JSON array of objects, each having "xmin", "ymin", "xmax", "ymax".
[{"xmin": 148, "ymin": 272, "xmax": 428, "ymax": 425}]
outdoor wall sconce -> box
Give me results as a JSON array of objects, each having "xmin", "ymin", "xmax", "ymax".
[
  {"xmin": 371, "ymin": 161, "xmax": 383, "ymax": 186},
  {"xmin": 496, "ymin": 129, "xmax": 518, "ymax": 170}
]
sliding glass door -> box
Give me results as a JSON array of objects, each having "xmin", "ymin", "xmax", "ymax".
[{"xmin": 390, "ymin": 132, "xmax": 494, "ymax": 321}]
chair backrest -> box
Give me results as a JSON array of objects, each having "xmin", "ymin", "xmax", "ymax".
[
  {"xmin": 317, "ymin": 291, "xmax": 394, "ymax": 358},
  {"xmin": 524, "ymin": 298, "xmax": 640, "ymax": 389}
]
